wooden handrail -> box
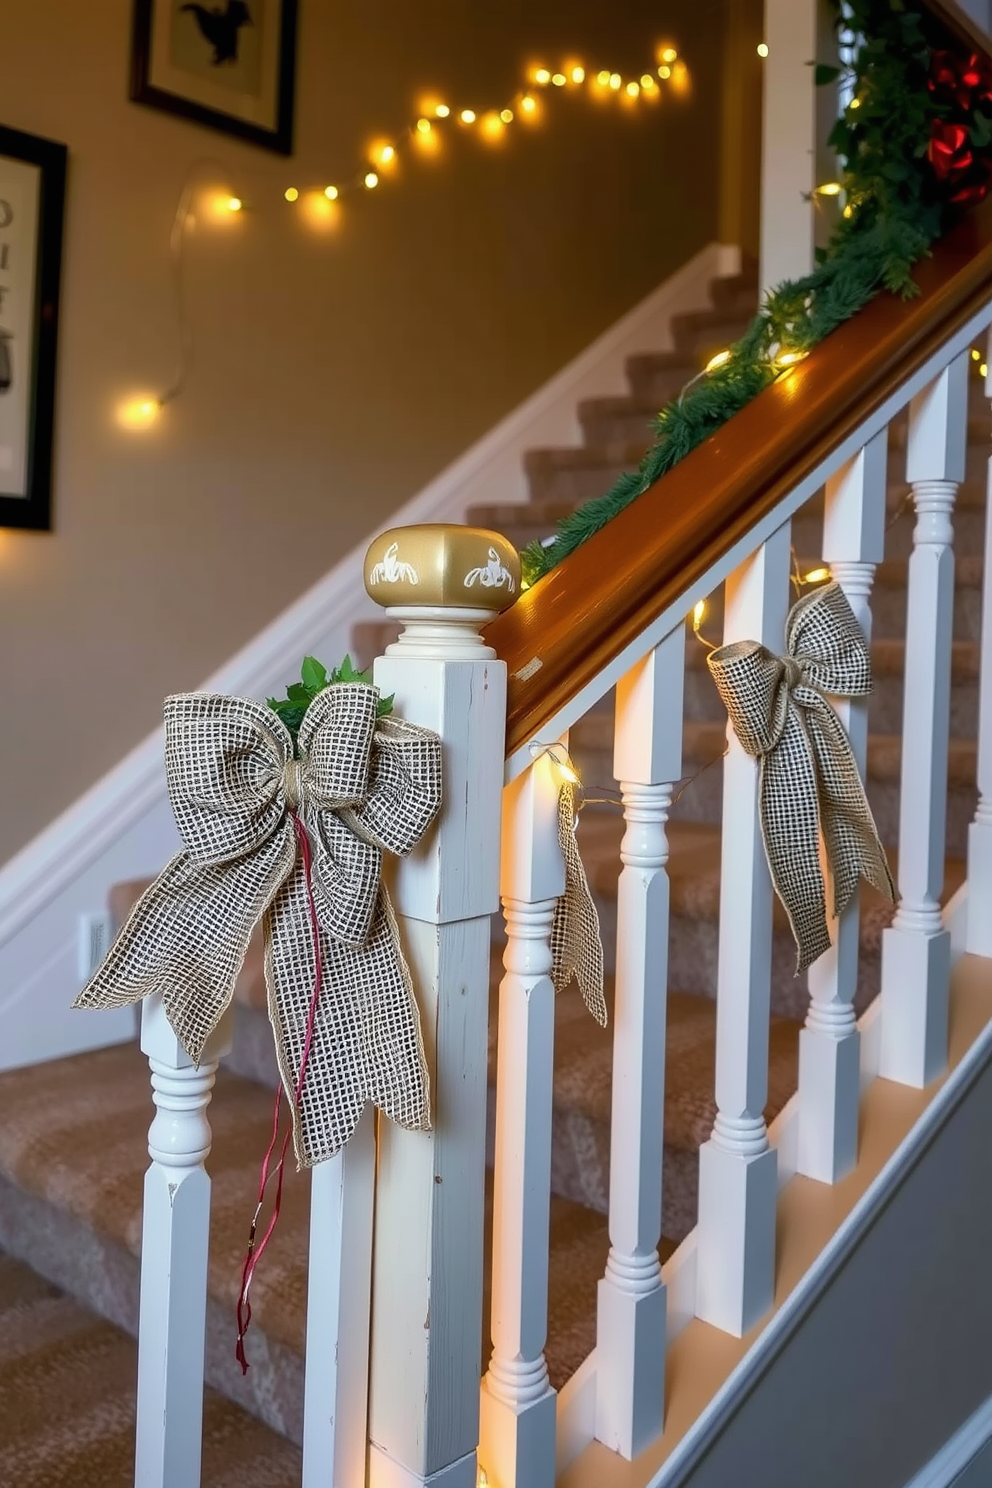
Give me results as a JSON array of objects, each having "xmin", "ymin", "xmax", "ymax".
[{"xmin": 486, "ymin": 191, "xmax": 992, "ymax": 759}]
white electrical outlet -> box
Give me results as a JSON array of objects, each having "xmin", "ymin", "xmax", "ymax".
[{"xmin": 77, "ymin": 910, "xmax": 113, "ymax": 981}]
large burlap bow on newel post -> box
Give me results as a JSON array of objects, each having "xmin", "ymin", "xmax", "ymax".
[
  {"xmin": 74, "ymin": 666, "xmax": 441, "ymax": 1363},
  {"xmin": 707, "ymin": 580, "xmax": 895, "ymax": 973}
]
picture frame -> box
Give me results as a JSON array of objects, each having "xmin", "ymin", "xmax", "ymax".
[
  {"xmin": 130, "ymin": 0, "xmax": 298, "ymax": 156},
  {"xmin": 0, "ymin": 124, "xmax": 66, "ymax": 533}
]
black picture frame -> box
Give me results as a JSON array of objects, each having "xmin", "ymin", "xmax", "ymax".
[
  {"xmin": 130, "ymin": 0, "xmax": 298, "ymax": 156},
  {"xmin": 0, "ymin": 124, "xmax": 66, "ymax": 533}
]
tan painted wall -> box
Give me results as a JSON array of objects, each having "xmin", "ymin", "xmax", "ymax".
[{"xmin": 0, "ymin": 0, "xmax": 740, "ymax": 865}]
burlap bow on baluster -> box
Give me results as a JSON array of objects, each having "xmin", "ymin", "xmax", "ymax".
[
  {"xmin": 550, "ymin": 780, "xmax": 607, "ymax": 1027},
  {"xmin": 73, "ymin": 684, "xmax": 442, "ymax": 1166},
  {"xmin": 707, "ymin": 580, "xmax": 895, "ymax": 974}
]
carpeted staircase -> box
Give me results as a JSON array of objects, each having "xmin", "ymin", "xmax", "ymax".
[{"xmin": 0, "ymin": 259, "xmax": 982, "ymax": 1462}]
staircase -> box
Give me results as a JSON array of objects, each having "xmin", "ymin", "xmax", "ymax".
[
  {"xmin": 2, "ymin": 226, "xmax": 991, "ymax": 1483},
  {"xmin": 0, "ymin": 259, "xmax": 769, "ymax": 1455}
]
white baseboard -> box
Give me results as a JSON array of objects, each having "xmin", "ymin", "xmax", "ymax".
[
  {"xmin": 903, "ymin": 1391, "xmax": 992, "ymax": 1488},
  {"xmin": 0, "ymin": 242, "xmax": 739, "ymax": 1071}
]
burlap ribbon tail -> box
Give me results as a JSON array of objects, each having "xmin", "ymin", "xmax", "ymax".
[
  {"xmin": 706, "ymin": 581, "xmax": 895, "ymax": 974},
  {"xmin": 74, "ymin": 684, "xmax": 442, "ymax": 1167},
  {"xmin": 550, "ymin": 780, "xmax": 608, "ymax": 1027}
]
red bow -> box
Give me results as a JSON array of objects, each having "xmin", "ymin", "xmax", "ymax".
[
  {"xmin": 928, "ymin": 118, "xmax": 992, "ymax": 205},
  {"xmin": 929, "ymin": 49, "xmax": 992, "ymax": 111}
]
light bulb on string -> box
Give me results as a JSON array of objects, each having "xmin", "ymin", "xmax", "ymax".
[
  {"xmin": 814, "ymin": 181, "xmax": 842, "ymax": 197},
  {"xmin": 570, "ymin": 66, "xmax": 585, "ymax": 83},
  {"xmin": 116, "ymin": 394, "xmax": 162, "ymax": 431},
  {"xmin": 364, "ymin": 171, "xmax": 379, "ymax": 189},
  {"xmin": 658, "ymin": 65, "xmax": 672, "ymax": 79},
  {"xmin": 659, "ymin": 45, "xmax": 678, "ymax": 63},
  {"xmin": 552, "ymin": 73, "xmax": 567, "ymax": 87},
  {"xmin": 757, "ymin": 42, "xmax": 769, "ymax": 57},
  {"xmin": 706, "ymin": 349, "xmax": 731, "ymax": 371},
  {"xmin": 596, "ymin": 69, "xmax": 611, "ymax": 85},
  {"xmin": 324, "ymin": 184, "xmax": 339, "ymax": 199},
  {"xmin": 626, "ymin": 81, "xmax": 640, "ymax": 97},
  {"xmin": 802, "ymin": 567, "xmax": 830, "ymax": 585},
  {"xmin": 434, "ymin": 102, "xmax": 450, "ymax": 117},
  {"xmin": 520, "ymin": 94, "xmax": 537, "ymax": 115},
  {"xmin": 416, "ymin": 117, "xmax": 432, "ymax": 134},
  {"xmin": 534, "ymin": 67, "xmax": 551, "ymax": 85},
  {"xmin": 460, "ymin": 108, "xmax": 477, "ymax": 124},
  {"xmin": 500, "ymin": 107, "xmax": 514, "ymax": 123},
  {"xmin": 609, "ymin": 72, "xmax": 622, "ymax": 90},
  {"xmin": 284, "ymin": 186, "xmax": 299, "ymax": 202}
]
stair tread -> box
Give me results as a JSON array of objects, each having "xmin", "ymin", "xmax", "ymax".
[
  {"xmin": 0, "ymin": 1038, "xmax": 683, "ymax": 1394},
  {"xmin": 0, "ymin": 1249, "xmax": 302, "ymax": 1485}
]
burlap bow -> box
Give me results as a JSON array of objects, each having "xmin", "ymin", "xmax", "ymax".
[
  {"xmin": 550, "ymin": 781, "xmax": 607, "ymax": 1026},
  {"xmin": 707, "ymin": 581, "xmax": 895, "ymax": 974},
  {"xmin": 73, "ymin": 684, "xmax": 442, "ymax": 1166}
]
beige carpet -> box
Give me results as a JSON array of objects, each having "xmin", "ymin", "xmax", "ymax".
[{"xmin": 0, "ymin": 1251, "xmax": 302, "ymax": 1488}]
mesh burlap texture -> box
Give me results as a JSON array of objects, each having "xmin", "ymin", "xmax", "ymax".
[
  {"xmin": 707, "ymin": 581, "xmax": 895, "ymax": 974},
  {"xmin": 73, "ymin": 684, "xmax": 442, "ymax": 1165},
  {"xmin": 551, "ymin": 782, "xmax": 607, "ymax": 1027}
]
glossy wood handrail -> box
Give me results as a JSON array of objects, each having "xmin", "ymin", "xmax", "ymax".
[{"xmin": 486, "ymin": 190, "xmax": 992, "ymax": 759}]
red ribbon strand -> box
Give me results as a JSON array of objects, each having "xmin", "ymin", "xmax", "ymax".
[{"xmin": 236, "ymin": 810, "xmax": 324, "ymax": 1373}]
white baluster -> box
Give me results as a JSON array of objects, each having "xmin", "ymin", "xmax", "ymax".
[
  {"xmin": 302, "ymin": 1108, "xmax": 375, "ymax": 1488},
  {"xmin": 479, "ymin": 750, "xmax": 564, "ymax": 1488},
  {"xmin": 134, "ymin": 993, "xmax": 232, "ymax": 1488},
  {"xmin": 366, "ymin": 526, "xmax": 511, "ymax": 1488},
  {"xmin": 799, "ymin": 433, "xmax": 887, "ymax": 1182},
  {"xmin": 880, "ymin": 355, "xmax": 968, "ymax": 1086},
  {"xmin": 594, "ymin": 630, "xmax": 683, "ymax": 1458},
  {"xmin": 696, "ymin": 523, "xmax": 791, "ymax": 1337},
  {"xmin": 967, "ymin": 339, "xmax": 992, "ymax": 957}
]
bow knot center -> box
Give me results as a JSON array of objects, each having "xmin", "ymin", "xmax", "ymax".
[
  {"xmin": 781, "ymin": 655, "xmax": 805, "ymax": 691},
  {"xmin": 282, "ymin": 758, "xmax": 303, "ymax": 813}
]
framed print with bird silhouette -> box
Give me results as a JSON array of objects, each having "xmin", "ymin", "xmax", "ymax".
[
  {"xmin": 130, "ymin": 0, "xmax": 298, "ymax": 155},
  {"xmin": 0, "ymin": 124, "xmax": 66, "ymax": 532}
]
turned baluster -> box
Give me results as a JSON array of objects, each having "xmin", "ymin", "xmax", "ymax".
[
  {"xmin": 479, "ymin": 748, "xmax": 564, "ymax": 1488},
  {"xmin": 696, "ymin": 523, "xmax": 791, "ymax": 1337},
  {"xmin": 134, "ymin": 994, "xmax": 232, "ymax": 1488},
  {"xmin": 595, "ymin": 629, "xmax": 683, "ymax": 1457},
  {"xmin": 799, "ymin": 432, "xmax": 886, "ymax": 1182},
  {"xmin": 880, "ymin": 355, "xmax": 968, "ymax": 1086}
]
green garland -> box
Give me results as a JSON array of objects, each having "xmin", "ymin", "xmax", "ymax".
[{"xmin": 521, "ymin": 0, "xmax": 990, "ymax": 586}]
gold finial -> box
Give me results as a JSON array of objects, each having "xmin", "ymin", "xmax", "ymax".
[{"xmin": 364, "ymin": 524, "xmax": 521, "ymax": 610}]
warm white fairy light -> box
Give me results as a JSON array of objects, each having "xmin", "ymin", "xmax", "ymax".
[
  {"xmin": 803, "ymin": 567, "xmax": 830, "ymax": 584},
  {"xmin": 129, "ymin": 41, "xmax": 691, "ymax": 426},
  {"xmin": 757, "ymin": 42, "xmax": 769, "ymax": 57},
  {"xmin": 706, "ymin": 348, "xmax": 731, "ymax": 371}
]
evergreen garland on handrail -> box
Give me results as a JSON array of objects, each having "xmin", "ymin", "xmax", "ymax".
[{"xmin": 522, "ymin": 0, "xmax": 992, "ymax": 587}]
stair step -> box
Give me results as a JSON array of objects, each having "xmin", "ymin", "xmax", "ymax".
[
  {"xmin": 0, "ymin": 1041, "xmax": 672, "ymax": 1428},
  {"xmin": 571, "ymin": 815, "xmax": 966, "ymax": 1022},
  {"xmin": 523, "ymin": 445, "xmax": 641, "ymax": 507},
  {"xmin": 0, "ymin": 1249, "xmax": 302, "ymax": 1485},
  {"xmin": 669, "ymin": 307, "xmax": 755, "ymax": 362}
]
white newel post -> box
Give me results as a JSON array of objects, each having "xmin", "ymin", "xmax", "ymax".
[
  {"xmin": 134, "ymin": 993, "xmax": 232, "ymax": 1488},
  {"xmin": 799, "ymin": 433, "xmax": 887, "ymax": 1182},
  {"xmin": 364, "ymin": 525, "xmax": 516, "ymax": 1488},
  {"xmin": 696, "ymin": 523, "xmax": 791, "ymax": 1337},
  {"xmin": 594, "ymin": 628, "xmax": 683, "ymax": 1458},
  {"xmin": 479, "ymin": 747, "xmax": 564, "ymax": 1488},
  {"xmin": 967, "ymin": 344, "xmax": 992, "ymax": 957},
  {"xmin": 881, "ymin": 356, "xmax": 968, "ymax": 1087},
  {"xmin": 302, "ymin": 1109, "xmax": 376, "ymax": 1488}
]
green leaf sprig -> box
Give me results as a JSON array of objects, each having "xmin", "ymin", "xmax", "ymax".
[{"xmin": 267, "ymin": 655, "xmax": 393, "ymax": 749}]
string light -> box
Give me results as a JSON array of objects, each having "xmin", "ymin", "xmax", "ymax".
[
  {"xmin": 706, "ymin": 349, "xmax": 732, "ymax": 371},
  {"xmin": 116, "ymin": 395, "xmax": 162, "ymax": 430},
  {"xmin": 803, "ymin": 566, "xmax": 830, "ymax": 584},
  {"xmin": 982, "ymin": 362, "xmax": 989, "ymax": 378},
  {"xmin": 530, "ymin": 740, "xmax": 581, "ymax": 785},
  {"xmin": 691, "ymin": 598, "xmax": 717, "ymax": 651},
  {"xmin": 815, "ymin": 182, "xmax": 843, "ymax": 196},
  {"xmin": 757, "ymin": 42, "xmax": 769, "ymax": 57},
  {"xmin": 128, "ymin": 43, "xmax": 692, "ymax": 423},
  {"xmin": 776, "ymin": 349, "xmax": 808, "ymax": 367},
  {"xmin": 972, "ymin": 348, "xmax": 982, "ymax": 361}
]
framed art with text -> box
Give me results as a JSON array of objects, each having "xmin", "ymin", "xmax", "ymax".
[
  {"xmin": 130, "ymin": 0, "xmax": 298, "ymax": 156},
  {"xmin": 0, "ymin": 124, "xmax": 66, "ymax": 532}
]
